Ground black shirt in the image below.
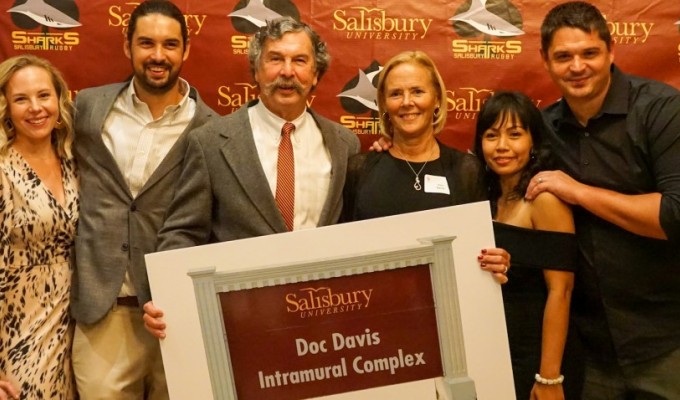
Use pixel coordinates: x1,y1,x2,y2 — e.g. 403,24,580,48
543,65,680,365
343,143,486,221
351,155,454,219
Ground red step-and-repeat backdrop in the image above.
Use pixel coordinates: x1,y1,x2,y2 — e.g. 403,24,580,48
2,0,679,151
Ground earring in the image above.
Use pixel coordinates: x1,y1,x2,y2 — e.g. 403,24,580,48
4,119,14,132
530,148,536,160
433,107,440,117
55,117,63,129
382,112,390,121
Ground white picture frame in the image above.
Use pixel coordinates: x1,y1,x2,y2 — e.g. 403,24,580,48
146,202,515,400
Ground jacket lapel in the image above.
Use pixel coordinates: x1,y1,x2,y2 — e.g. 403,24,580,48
137,89,214,196
314,110,346,227
78,83,133,199
219,104,288,232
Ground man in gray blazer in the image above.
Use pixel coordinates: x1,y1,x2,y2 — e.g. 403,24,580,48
143,17,359,337
155,17,359,249
69,1,215,399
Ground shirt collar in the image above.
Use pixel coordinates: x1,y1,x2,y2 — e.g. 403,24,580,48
251,99,308,140
126,77,191,118
549,64,629,129
598,64,629,117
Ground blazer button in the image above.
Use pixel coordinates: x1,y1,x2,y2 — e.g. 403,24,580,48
130,203,137,212
121,243,130,252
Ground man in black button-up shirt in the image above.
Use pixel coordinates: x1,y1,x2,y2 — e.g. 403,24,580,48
525,2,680,398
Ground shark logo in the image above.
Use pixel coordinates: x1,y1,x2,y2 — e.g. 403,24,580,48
337,61,383,135
8,0,80,51
450,0,523,38
338,61,382,114
8,0,80,30
229,0,299,33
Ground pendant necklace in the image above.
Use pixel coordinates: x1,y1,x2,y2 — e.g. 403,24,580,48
399,142,436,191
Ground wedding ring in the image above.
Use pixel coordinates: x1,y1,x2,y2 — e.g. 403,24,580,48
502,266,508,274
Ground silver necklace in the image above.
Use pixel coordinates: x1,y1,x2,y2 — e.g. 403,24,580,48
398,143,436,191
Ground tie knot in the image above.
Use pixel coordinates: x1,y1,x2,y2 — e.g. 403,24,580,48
282,122,295,137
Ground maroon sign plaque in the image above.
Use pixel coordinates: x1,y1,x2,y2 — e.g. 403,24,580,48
218,264,443,400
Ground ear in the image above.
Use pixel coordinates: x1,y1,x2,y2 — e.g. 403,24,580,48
539,48,549,71
312,70,319,90
124,40,132,60
253,66,262,88
183,40,191,62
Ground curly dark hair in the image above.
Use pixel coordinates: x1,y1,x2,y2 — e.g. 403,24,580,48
248,16,330,86
473,91,555,216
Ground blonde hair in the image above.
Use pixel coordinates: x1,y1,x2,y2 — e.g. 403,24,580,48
0,54,75,159
376,50,448,137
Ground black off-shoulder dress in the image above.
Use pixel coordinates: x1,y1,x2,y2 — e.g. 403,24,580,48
494,221,584,400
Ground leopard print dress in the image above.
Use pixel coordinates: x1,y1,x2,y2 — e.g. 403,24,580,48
0,147,78,399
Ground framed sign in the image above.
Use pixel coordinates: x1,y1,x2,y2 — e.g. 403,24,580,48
190,237,474,400
146,202,515,400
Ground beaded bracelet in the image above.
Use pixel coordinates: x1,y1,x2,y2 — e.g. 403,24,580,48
534,373,564,385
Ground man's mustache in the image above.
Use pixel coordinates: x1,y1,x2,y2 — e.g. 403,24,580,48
264,78,304,94
144,61,171,69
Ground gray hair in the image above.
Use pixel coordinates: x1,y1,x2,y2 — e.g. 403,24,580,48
248,17,330,83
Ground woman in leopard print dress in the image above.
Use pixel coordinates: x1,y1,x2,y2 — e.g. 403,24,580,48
0,55,77,399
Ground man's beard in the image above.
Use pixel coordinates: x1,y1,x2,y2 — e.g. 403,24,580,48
135,61,181,95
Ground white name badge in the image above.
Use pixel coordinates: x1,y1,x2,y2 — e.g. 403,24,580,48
424,174,450,194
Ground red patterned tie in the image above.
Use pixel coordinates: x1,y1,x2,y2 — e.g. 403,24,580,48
276,122,296,231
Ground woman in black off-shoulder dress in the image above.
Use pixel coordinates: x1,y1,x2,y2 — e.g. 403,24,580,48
474,91,584,400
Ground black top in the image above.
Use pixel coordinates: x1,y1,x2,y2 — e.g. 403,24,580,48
494,222,582,400
494,222,578,273
343,142,486,221
350,154,453,219
543,65,680,364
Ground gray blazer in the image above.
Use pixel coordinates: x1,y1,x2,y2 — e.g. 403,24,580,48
156,100,361,250
70,82,216,324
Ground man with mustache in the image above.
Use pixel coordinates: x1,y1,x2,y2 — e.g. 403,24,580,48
142,17,360,337
69,1,215,398
150,16,359,251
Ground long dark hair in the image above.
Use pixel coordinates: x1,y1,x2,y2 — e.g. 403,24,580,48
473,91,554,215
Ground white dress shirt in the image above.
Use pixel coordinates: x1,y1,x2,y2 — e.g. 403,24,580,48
249,100,332,231
102,78,196,297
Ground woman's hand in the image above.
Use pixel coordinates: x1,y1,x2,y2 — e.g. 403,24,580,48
478,247,511,284
0,380,19,400
530,382,565,400
143,301,167,339
369,136,392,152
